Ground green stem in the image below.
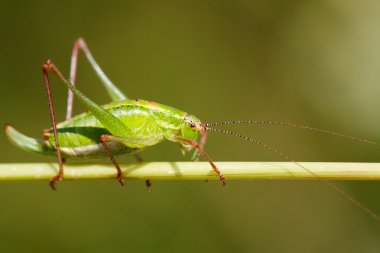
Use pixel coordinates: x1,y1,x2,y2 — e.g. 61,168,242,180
1,162,380,181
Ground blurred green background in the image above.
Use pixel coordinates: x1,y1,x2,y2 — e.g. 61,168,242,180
1,1,380,252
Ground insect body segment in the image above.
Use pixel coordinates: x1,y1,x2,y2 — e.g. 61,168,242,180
47,99,187,158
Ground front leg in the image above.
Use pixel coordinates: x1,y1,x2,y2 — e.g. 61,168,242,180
175,136,225,185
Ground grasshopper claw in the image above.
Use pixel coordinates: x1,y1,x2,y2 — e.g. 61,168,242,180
49,175,62,190
117,173,126,186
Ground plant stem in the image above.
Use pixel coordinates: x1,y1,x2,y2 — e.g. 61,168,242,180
1,162,380,181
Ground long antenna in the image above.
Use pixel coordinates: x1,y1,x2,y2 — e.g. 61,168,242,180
206,126,380,221
206,120,380,147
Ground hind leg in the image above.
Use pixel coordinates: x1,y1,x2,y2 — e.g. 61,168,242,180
66,38,128,120
42,63,64,189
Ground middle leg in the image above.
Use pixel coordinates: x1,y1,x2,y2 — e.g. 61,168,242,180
100,135,125,186
133,154,152,192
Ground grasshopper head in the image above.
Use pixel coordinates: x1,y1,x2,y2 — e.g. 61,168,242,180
179,114,207,156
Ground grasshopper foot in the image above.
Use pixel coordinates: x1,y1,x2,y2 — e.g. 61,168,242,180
145,180,152,192
117,173,125,186
49,175,62,190
220,175,226,186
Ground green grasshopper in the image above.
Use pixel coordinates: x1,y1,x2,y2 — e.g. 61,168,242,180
4,38,220,189
4,38,380,220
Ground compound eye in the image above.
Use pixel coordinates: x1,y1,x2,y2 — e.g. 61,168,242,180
190,123,195,128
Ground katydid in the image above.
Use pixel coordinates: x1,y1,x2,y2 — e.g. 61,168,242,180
4,38,218,189
4,38,380,221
